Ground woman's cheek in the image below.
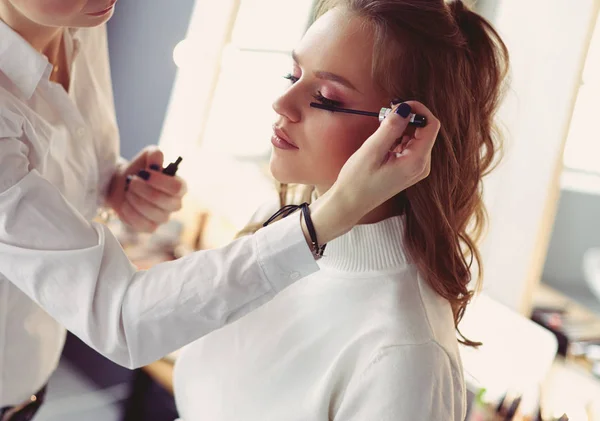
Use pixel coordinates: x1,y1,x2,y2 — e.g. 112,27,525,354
322,128,365,176
49,0,86,15
310,118,378,181
316,124,352,157
19,0,83,17
337,120,378,156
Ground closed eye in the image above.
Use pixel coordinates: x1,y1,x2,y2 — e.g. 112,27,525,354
312,91,343,108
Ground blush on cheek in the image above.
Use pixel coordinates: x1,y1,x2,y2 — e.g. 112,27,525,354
309,122,372,184
269,119,380,187
332,120,378,157
30,0,84,16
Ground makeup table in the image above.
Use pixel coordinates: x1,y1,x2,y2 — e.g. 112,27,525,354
533,284,600,420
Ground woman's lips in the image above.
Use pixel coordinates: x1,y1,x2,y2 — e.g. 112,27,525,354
271,126,298,150
86,1,116,16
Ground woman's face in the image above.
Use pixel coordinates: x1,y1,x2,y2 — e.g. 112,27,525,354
4,0,117,27
270,8,389,193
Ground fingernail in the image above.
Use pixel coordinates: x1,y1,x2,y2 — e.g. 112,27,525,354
125,175,132,191
395,103,412,118
391,98,403,105
138,170,151,181
150,164,161,171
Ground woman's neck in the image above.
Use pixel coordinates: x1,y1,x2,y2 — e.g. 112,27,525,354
0,3,63,60
315,185,401,225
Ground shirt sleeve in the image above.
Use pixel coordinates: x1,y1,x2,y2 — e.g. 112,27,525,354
333,341,465,421
0,111,319,369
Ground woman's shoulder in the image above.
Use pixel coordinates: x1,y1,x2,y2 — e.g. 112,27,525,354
337,270,462,371
369,340,461,376
333,339,466,421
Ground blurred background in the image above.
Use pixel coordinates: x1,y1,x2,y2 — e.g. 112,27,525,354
32,0,600,420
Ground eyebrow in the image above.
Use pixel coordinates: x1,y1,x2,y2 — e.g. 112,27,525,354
292,50,360,92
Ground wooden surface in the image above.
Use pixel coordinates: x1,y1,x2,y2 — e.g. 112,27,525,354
534,284,600,419
534,284,600,339
142,359,175,395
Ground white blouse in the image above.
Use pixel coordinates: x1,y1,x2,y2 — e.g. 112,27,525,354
0,22,318,406
174,216,466,421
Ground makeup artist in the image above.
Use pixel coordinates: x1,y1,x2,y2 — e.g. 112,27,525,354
0,0,440,419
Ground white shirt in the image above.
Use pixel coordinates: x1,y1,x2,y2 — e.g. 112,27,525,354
0,21,118,406
174,216,466,421
0,22,318,406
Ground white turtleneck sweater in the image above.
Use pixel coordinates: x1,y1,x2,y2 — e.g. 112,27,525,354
173,216,466,420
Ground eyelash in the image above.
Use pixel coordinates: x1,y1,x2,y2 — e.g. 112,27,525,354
283,73,299,84
283,73,343,108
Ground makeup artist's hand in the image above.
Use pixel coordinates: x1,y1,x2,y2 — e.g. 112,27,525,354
106,146,187,233
305,102,440,246
338,101,439,216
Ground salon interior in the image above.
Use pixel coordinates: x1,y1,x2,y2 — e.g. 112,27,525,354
26,0,600,420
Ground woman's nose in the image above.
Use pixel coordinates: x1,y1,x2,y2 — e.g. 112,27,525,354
272,87,302,123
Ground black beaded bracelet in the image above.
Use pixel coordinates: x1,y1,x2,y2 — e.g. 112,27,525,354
263,202,326,259
299,203,326,259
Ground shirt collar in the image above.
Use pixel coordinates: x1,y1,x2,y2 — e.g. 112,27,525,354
0,20,52,99
67,27,82,60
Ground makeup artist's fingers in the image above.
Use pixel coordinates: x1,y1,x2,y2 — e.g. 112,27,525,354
385,102,440,182
391,135,411,154
127,176,184,212
362,103,412,158
119,200,159,233
144,147,165,170
125,190,171,225
391,140,431,182
137,170,187,197
333,100,440,220
402,101,441,155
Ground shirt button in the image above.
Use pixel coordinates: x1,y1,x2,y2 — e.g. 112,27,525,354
77,127,86,137
289,271,300,280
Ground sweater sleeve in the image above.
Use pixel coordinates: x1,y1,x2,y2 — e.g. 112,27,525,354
334,341,465,421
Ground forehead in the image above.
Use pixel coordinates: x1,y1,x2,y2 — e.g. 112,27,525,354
295,8,378,94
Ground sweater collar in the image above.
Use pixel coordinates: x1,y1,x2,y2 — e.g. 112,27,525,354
318,216,409,273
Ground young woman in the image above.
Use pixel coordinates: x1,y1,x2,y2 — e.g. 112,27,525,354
172,0,509,420
0,0,436,417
